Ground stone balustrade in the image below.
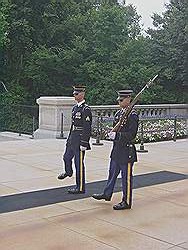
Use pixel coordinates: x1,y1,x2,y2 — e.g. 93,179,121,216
91,104,188,119
34,96,188,139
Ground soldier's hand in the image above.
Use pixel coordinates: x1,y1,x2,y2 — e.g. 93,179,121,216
108,131,116,140
80,146,87,151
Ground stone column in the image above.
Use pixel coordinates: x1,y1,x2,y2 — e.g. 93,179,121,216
34,96,75,139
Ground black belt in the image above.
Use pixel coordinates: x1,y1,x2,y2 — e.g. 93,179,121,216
72,125,83,131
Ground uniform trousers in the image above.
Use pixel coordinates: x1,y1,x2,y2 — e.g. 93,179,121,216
63,145,85,192
104,159,133,206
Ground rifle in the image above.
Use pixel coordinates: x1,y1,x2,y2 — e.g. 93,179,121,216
112,74,158,133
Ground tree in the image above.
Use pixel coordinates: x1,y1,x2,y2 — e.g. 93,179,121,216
147,0,188,103
71,3,143,104
22,1,143,104
0,1,8,80
4,0,183,106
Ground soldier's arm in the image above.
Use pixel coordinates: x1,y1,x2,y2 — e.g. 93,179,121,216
80,106,92,147
66,107,74,141
115,113,139,142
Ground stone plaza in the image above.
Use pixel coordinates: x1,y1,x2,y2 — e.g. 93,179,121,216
0,132,187,250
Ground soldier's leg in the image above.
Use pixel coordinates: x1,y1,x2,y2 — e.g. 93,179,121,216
121,162,133,207
103,159,120,198
74,149,85,192
63,146,74,176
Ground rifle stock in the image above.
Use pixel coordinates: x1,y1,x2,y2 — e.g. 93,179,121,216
112,74,158,133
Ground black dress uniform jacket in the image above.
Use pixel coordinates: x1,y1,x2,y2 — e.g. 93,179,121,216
67,102,92,150
110,109,139,164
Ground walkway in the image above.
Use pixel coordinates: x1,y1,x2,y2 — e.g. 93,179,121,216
0,132,187,250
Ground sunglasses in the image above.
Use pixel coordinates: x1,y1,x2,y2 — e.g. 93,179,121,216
73,92,79,96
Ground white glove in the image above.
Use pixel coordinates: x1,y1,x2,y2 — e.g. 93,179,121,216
80,146,87,151
108,131,116,140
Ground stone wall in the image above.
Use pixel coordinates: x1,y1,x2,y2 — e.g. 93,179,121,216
34,97,188,139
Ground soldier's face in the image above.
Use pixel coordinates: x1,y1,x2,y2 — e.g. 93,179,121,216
73,92,85,102
118,97,131,108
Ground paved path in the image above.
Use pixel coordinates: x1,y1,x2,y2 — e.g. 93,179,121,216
0,132,187,250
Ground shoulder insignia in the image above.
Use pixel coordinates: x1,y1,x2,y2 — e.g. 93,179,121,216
83,105,90,110
115,110,121,116
131,109,138,115
85,116,91,121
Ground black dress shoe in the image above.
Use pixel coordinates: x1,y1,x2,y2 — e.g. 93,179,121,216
113,201,131,210
92,193,111,201
68,188,85,194
57,173,72,180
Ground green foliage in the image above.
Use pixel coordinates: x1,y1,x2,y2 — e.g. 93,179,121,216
0,0,187,106
0,1,8,47
20,1,143,104
147,0,188,103
0,1,9,80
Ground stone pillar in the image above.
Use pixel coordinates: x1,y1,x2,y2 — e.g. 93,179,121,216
34,96,75,139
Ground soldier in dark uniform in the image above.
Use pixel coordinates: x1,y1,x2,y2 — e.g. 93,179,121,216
58,85,92,194
92,90,139,210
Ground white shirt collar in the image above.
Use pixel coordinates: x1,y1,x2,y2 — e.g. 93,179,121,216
77,100,85,107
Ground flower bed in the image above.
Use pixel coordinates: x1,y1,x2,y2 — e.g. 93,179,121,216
136,119,187,143
92,116,187,143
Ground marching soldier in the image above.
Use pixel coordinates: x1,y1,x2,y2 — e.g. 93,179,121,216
92,90,139,210
58,85,92,194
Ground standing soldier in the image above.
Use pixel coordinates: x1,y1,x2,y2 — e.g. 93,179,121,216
58,85,92,194
92,90,139,210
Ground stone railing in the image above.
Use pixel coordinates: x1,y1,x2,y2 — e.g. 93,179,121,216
33,97,188,139
91,104,188,144
91,104,188,119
